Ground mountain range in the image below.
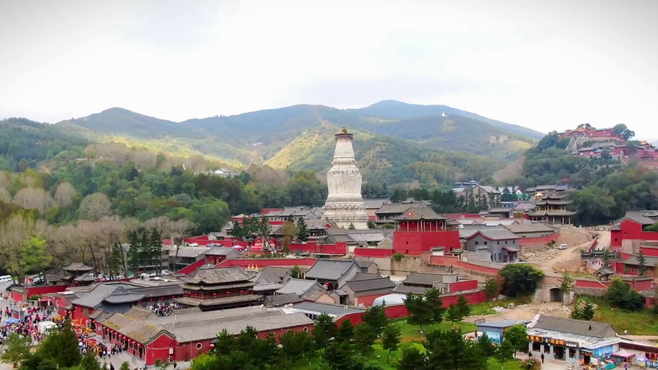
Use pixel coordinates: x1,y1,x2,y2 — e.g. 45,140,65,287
45,101,544,186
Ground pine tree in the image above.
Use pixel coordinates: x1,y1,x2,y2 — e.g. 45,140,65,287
348,223,355,230
581,301,596,320
108,242,125,278
296,217,309,242
638,251,647,275
478,333,495,357
456,295,471,317
380,324,401,362
361,305,388,337
446,304,464,324
80,351,101,370
336,319,354,343
353,323,377,355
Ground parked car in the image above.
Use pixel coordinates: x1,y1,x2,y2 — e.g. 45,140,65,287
557,244,568,250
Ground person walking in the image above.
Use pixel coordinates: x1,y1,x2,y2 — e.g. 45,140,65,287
540,353,545,364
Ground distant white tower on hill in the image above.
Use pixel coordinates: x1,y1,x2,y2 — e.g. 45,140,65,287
323,128,369,230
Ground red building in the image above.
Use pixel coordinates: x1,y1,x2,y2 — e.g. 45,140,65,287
93,306,314,365
392,207,461,255
176,267,262,311
610,211,658,251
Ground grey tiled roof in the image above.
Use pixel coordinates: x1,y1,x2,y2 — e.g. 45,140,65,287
532,315,616,338
504,224,556,233
96,312,172,344
72,284,129,308
468,229,519,241
63,263,93,272
124,306,156,320
103,293,145,304
129,284,184,298
344,277,395,294
182,266,254,285
402,273,451,286
617,210,658,226
376,203,416,214
276,279,321,295
265,293,303,307
392,285,428,295
290,302,365,317
353,260,376,269
363,198,390,209
168,246,209,258
152,307,313,343
253,283,285,292
392,207,446,220
261,266,291,283
205,246,240,256
305,260,358,280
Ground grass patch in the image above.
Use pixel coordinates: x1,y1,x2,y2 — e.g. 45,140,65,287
588,297,658,335
469,296,534,316
390,319,477,342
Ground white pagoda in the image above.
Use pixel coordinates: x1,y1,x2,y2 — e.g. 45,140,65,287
322,128,369,230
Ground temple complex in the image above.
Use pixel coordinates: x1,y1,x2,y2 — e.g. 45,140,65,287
323,128,369,230
175,267,261,311
527,191,576,225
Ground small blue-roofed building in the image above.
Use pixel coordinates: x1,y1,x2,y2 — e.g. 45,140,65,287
476,319,531,344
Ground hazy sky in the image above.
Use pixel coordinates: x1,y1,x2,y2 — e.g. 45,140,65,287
1,0,657,139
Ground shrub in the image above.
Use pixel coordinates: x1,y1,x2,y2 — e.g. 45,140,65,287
393,253,403,262
604,279,645,312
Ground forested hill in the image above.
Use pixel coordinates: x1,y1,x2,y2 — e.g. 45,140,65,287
48,102,541,186
350,100,545,139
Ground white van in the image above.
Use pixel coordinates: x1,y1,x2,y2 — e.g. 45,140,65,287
0,275,13,283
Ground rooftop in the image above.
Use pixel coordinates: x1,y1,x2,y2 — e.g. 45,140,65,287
182,266,255,285
205,246,240,256
276,279,323,295
286,301,365,317
168,246,209,258
402,272,455,286
504,223,556,234
305,259,358,281
343,276,396,295
476,320,530,329
531,315,616,338
467,229,519,241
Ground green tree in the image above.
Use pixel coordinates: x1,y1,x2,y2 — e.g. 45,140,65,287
571,299,596,321
296,217,309,242
79,351,101,370
108,242,125,277
323,342,353,370
353,323,377,355
484,278,501,300
638,251,647,276
37,321,82,368
290,265,302,279
605,278,645,311
456,295,471,317
348,223,355,230
495,338,515,370
257,216,272,250
446,304,464,324
313,313,337,348
396,345,426,370
120,362,130,370
560,272,574,296
381,324,401,362
1,334,31,367
337,319,355,343
478,333,495,357
602,249,612,268
361,305,388,337
504,324,530,354
499,264,544,297
279,330,305,362
367,220,377,229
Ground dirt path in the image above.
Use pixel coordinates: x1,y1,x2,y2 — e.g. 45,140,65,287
525,227,611,277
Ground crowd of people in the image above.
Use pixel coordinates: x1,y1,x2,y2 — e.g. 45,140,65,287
0,300,55,345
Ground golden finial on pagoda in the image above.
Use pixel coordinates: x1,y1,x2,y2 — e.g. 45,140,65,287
341,127,348,134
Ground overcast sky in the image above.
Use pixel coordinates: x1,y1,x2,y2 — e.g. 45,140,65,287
1,0,657,139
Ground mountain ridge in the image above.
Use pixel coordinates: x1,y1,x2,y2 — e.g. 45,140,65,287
47,101,543,186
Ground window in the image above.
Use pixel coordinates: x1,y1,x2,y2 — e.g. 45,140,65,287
569,348,576,358
475,241,479,245
484,241,488,245
498,253,501,260
505,241,508,244
303,327,309,332
196,343,203,350
532,342,542,351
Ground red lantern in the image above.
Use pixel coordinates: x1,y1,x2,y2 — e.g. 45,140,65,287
212,293,217,296
226,291,230,295
161,297,164,300
240,290,244,294
171,296,175,299
149,298,153,301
